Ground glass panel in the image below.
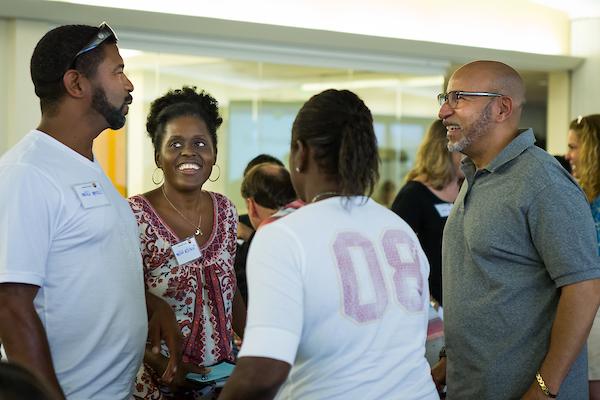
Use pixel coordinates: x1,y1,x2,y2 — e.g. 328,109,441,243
115,49,443,212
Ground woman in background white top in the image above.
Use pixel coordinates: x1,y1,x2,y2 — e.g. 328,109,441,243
220,89,439,400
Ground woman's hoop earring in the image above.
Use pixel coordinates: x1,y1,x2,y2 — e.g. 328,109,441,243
208,164,221,182
152,167,164,185
295,167,300,172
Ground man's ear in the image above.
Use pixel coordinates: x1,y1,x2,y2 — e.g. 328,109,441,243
496,96,514,122
62,70,88,99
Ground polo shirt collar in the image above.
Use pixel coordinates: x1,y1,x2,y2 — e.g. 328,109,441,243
462,128,536,176
486,128,535,172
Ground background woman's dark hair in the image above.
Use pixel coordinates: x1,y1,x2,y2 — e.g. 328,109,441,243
146,86,223,160
292,89,379,197
30,24,117,115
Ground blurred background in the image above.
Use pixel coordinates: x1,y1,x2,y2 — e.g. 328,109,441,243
1,0,598,211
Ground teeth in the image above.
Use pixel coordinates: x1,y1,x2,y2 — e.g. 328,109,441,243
447,125,461,131
178,163,200,170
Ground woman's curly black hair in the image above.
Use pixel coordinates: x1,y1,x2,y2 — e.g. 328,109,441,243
146,86,223,158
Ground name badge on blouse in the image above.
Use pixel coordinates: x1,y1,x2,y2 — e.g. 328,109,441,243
172,237,202,266
434,203,452,217
73,182,110,209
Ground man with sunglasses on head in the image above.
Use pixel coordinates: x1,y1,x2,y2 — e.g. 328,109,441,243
0,24,180,399
433,60,600,399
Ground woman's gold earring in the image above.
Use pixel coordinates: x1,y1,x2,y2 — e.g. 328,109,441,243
152,167,164,185
208,164,221,182
295,167,300,172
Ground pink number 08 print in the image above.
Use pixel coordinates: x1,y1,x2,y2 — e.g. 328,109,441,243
332,230,424,323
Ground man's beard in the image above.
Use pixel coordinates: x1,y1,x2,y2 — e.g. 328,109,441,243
447,101,493,153
91,86,130,130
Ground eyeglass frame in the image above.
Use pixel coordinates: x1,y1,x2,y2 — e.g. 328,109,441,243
69,21,118,68
437,91,504,107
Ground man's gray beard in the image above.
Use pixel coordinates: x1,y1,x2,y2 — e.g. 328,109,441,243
447,101,493,153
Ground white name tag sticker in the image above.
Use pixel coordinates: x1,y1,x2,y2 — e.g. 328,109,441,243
434,203,453,217
172,237,202,266
73,182,110,209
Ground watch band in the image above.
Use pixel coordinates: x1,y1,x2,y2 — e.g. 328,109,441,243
535,372,558,398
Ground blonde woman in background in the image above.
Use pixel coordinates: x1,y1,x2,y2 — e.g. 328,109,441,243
391,119,464,307
565,114,600,400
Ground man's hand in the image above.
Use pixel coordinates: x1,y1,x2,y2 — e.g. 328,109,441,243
168,361,211,393
144,348,210,393
146,292,182,384
521,382,552,400
431,356,446,394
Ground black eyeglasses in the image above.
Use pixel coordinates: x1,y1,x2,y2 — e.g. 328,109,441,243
70,21,117,67
437,91,503,108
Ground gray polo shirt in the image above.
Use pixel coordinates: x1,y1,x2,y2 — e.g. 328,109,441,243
442,129,600,400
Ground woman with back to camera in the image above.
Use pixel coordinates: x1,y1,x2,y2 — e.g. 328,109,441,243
391,119,463,308
129,86,245,399
565,114,600,400
220,89,439,399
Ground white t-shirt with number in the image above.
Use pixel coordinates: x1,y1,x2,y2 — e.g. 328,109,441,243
0,131,147,399
239,196,439,399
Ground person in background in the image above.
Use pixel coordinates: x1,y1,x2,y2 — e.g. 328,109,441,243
237,154,285,242
0,23,180,400
220,89,439,400
565,114,600,400
554,155,571,174
235,162,297,303
437,60,600,399
373,179,397,208
129,86,246,399
391,119,463,307
241,163,297,231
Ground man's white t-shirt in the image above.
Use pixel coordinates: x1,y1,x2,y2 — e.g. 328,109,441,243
0,131,147,399
240,197,439,399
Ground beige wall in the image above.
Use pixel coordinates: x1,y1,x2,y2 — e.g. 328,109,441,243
546,72,570,155
0,19,7,153
0,18,49,153
571,18,600,118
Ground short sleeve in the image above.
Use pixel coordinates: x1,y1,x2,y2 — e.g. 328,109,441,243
237,222,304,365
528,181,600,287
0,165,60,286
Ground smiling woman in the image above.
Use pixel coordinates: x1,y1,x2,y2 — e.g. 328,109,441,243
127,86,246,399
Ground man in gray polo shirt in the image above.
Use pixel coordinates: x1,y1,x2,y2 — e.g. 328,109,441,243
436,60,600,399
